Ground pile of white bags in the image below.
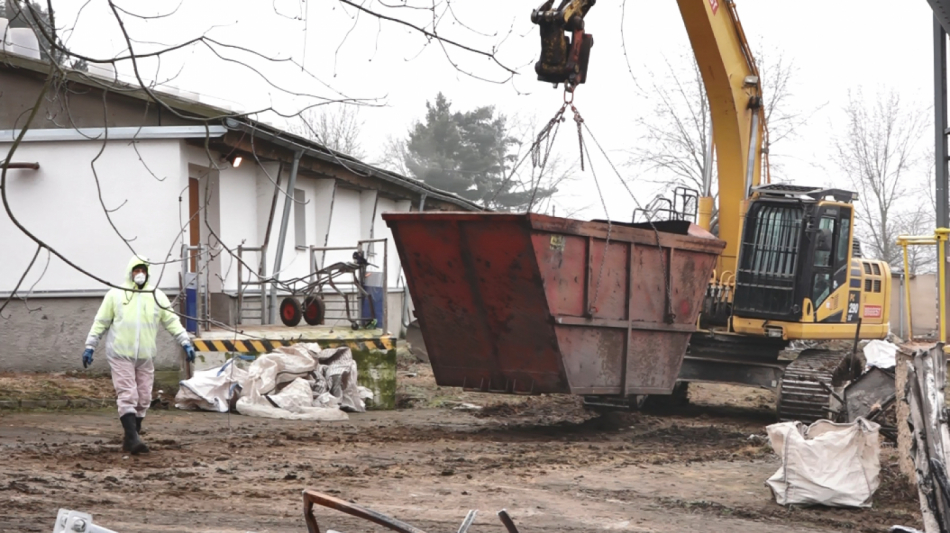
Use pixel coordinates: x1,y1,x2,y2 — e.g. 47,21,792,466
175,343,373,421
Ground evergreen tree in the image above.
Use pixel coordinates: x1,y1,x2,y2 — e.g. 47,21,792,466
404,93,556,211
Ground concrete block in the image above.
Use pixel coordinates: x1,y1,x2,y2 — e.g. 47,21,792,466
20,400,46,409
69,399,88,409
353,347,397,410
85,398,110,408
0,400,19,409
46,400,69,409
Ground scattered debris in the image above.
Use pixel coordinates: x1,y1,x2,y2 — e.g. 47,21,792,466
865,340,898,370
302,490,521,533
902,343,950,532
53,509,118,533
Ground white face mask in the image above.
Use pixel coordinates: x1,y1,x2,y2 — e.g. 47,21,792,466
133,273,147,286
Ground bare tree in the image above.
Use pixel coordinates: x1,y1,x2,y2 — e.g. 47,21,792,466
377,134,412,177
625,49,815,228
895,207,937,275
832,88,929,268
289,105,367,160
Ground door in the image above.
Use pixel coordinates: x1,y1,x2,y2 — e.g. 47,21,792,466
809,205,852,322
810,210,837,310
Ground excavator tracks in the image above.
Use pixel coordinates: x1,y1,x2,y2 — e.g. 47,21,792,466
776,349,846,423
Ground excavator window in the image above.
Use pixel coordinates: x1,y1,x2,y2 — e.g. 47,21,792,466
813,217,836,268
733,202,804,319
836,217,851,264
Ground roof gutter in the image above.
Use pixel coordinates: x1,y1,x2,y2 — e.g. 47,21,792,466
223,118,484,212
0,125,228,143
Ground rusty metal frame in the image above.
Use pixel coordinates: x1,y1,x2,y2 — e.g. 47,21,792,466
303,490,521,533
303,490,427,533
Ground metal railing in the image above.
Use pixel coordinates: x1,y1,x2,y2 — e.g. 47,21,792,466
236,244,268,325
232,239,390,329
897,228,949,343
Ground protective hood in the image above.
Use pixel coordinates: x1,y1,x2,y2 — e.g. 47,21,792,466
124,255,150,288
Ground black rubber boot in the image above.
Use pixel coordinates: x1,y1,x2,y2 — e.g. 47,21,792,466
135,417,146,435
120,413,149,455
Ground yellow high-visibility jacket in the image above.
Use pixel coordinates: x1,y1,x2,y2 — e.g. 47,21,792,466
85,256,190,359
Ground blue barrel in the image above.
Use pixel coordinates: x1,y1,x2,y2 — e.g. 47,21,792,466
184,272,198,333
361,272,384,327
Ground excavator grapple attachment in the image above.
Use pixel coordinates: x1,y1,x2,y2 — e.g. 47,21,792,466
532,0,595,88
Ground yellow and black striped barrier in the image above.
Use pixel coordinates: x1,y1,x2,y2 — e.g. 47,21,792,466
192,336,394,355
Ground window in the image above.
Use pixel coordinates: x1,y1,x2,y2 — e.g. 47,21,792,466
814,217,836,267
836,217,851,264
813,273,831,306
294,188,306,249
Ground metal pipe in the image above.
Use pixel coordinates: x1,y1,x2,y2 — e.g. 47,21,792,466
320,181,338,271
261,162,284,324
935,18,949,230
744,112,760,198
902,241,915,340
899,271,905,339
702,121,714,196
259,244,267,325
269,151,302,324
936,19,950,344
1,162,39,169
383,238,389,332
237,245,244,325
697,121,715,231
938,228,949,344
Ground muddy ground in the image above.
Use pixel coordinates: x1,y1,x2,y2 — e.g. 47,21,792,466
0,359,921,533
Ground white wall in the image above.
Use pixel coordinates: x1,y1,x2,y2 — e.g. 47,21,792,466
371,197,411,289
0,139,186,294
324,187,362,268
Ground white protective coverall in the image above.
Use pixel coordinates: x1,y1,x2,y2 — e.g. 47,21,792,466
85,256,191,418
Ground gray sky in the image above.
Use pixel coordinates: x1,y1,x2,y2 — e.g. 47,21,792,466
52,0,939,219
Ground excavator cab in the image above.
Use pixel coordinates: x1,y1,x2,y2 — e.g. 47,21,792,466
726,185,890,340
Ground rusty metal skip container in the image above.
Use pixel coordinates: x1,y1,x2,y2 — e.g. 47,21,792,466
383,212,725,398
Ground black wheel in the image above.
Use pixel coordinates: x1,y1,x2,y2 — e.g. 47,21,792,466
302,295,326,326
279,297,302,327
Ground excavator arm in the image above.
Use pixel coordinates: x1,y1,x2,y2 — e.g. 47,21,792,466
677,0,765,277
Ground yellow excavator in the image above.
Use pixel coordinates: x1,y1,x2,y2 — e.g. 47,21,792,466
532,0,892,420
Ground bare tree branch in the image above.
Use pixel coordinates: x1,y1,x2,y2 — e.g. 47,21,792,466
832,88,930,268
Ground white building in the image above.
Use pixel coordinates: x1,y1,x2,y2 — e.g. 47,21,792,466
0,49,480,372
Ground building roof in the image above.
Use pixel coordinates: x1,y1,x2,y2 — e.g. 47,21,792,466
0,50,484,211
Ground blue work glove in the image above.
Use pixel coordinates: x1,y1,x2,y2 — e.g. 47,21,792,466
184,344,196,364
82,348,94,368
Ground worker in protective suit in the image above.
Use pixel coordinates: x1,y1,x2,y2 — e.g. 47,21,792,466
82,256,196,455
